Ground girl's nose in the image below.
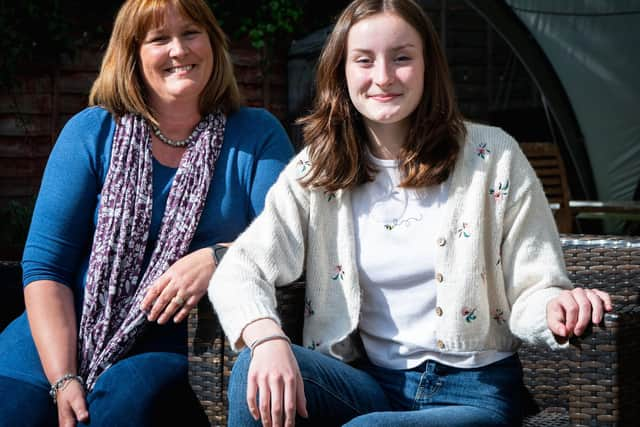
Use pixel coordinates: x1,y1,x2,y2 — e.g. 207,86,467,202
373,61,394,87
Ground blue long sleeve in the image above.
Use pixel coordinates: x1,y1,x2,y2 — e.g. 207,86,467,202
22,107,113,288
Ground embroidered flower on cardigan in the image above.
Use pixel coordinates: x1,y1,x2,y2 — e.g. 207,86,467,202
308,340,321,350
457,222,471,238
489,180,509,201
324,191,336,202
461,307,477,323
493,308,506,325
475,143,491,159
296,159,311,176
304,298,315,317
332,265,345,281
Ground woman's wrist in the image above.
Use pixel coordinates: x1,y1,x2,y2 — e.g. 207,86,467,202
49,373,84,404
211,243,229,266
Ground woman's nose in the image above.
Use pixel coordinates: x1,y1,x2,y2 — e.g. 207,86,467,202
169,37,189,58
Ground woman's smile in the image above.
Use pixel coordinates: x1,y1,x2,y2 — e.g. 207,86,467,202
139,3,213,110
164,64,196,74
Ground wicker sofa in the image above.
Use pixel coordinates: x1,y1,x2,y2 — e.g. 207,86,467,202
188,235,640,427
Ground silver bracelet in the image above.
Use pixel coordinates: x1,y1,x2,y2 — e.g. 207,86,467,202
49,373,84,404
249,334,292,359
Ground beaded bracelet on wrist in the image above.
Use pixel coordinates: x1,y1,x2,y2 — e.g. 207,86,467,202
49,373,84,404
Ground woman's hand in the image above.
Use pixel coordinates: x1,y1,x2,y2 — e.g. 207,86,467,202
55,380,89,427
141,245,228,324
243,319,308,427
547,288,613,340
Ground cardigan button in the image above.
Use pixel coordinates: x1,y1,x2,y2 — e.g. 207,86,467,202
435,273,444,283
435,306,443,316
437,237,446,246
437,340,445,350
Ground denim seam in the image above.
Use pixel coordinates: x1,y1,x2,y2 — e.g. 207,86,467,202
412,371,427,410
413,375,444,409
301,376,369,415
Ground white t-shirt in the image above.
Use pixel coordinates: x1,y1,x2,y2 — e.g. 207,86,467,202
352,153,513,369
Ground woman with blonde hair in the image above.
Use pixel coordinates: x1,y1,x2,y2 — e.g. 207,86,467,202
210,0,611,426
0,0,293,425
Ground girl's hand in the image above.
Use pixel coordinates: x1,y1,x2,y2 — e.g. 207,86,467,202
242,319,308,427
547,288,613,340
141,245,228,324
248,340,308,427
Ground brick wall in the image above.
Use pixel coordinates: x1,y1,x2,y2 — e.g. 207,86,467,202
0,40,288,208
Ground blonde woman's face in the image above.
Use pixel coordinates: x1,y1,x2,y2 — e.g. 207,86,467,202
138,4,213,110
345,13,424,131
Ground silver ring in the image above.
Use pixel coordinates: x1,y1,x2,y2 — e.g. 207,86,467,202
172,295,186,306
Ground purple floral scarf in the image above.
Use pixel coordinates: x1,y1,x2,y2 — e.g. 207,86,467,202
77,112,225,390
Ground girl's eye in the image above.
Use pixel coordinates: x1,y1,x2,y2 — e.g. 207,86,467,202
395,55,411,62
355,57,372,64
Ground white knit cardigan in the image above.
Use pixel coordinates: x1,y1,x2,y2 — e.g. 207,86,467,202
209,122,572,361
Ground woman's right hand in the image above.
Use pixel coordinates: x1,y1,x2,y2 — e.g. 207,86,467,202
55,380,89,427
243,320,308,427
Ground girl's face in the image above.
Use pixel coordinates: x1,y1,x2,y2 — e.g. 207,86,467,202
345,12,425,132
138,4,213,110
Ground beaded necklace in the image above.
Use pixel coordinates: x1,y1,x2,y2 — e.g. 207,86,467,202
151,118,208,147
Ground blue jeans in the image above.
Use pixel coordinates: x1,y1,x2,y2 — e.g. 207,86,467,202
229,345,523,426
0,352,209,427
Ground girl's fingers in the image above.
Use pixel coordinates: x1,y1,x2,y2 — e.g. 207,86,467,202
571,288,592,336
258,378,272,426
247,374,260,420
270,378,285,427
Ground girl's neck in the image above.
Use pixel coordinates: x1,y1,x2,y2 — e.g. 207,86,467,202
365,120,409,160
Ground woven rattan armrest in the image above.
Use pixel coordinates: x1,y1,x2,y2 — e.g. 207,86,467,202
520,305,640,427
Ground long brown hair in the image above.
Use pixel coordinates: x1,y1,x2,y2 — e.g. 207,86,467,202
89,0,241,124
298,0,465,191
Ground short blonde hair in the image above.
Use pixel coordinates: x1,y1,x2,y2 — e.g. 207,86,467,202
89,0,241,123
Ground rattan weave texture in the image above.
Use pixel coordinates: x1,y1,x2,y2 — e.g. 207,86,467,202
189,235,640,426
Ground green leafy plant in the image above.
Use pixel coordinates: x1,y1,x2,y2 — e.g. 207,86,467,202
209,0,303,50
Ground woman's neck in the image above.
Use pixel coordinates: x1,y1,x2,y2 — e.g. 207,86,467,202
364,120,409,160
149,101,202,168
151,99,202,140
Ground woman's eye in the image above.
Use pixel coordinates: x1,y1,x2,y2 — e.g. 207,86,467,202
395,55,411,62
184,30,201,37
147,35,168,43
355,57,372,64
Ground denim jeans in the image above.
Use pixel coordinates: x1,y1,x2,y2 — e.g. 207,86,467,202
0,352,209,427
228,344,524,426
